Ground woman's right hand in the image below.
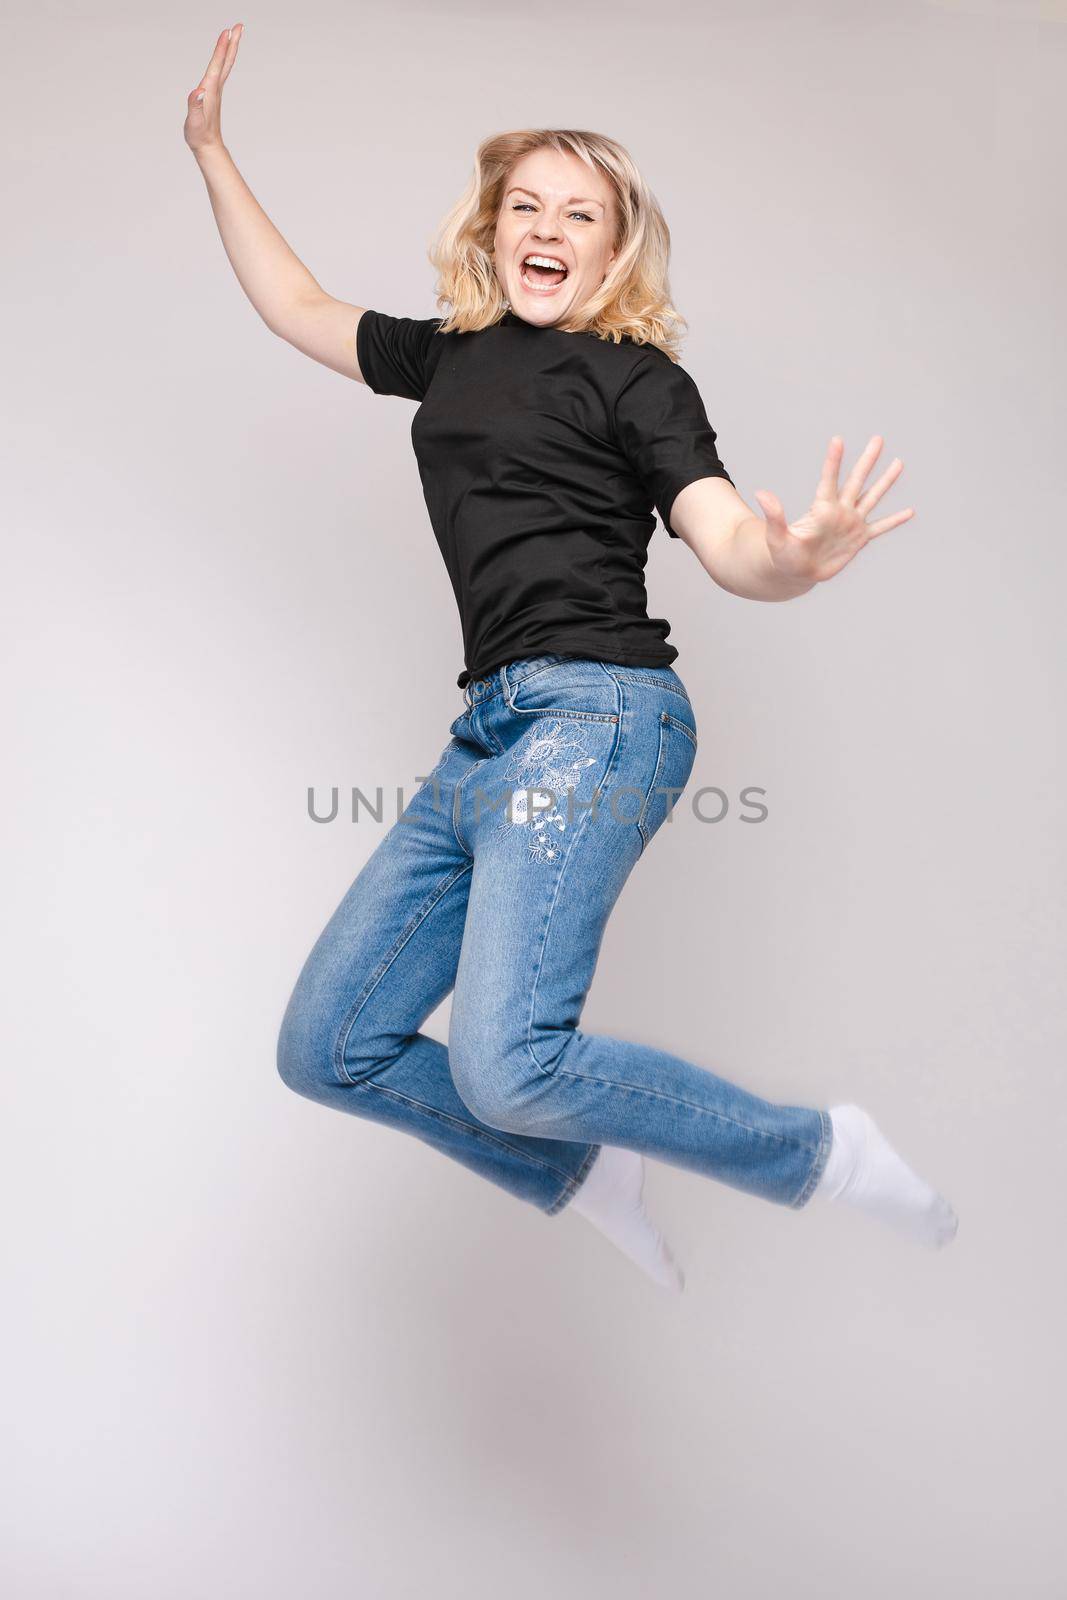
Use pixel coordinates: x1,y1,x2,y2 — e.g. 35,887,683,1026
185,24,367,381
184,24,243,156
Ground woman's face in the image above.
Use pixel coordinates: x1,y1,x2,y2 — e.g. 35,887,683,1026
492,147,618,327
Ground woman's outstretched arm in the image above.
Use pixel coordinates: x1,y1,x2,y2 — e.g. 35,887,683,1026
670,437,916,601
185,24,369,383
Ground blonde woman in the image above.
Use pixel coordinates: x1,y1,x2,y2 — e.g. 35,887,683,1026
186,25,958,1291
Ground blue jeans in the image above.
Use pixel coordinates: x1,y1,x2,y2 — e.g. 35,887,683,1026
277,656,833,1216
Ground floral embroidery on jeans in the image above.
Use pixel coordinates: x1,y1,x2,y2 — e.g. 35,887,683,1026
499,719,597,863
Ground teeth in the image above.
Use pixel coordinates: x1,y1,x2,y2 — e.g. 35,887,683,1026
523,255,568,272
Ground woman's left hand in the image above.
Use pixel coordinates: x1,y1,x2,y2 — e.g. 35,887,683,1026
752,435,915,586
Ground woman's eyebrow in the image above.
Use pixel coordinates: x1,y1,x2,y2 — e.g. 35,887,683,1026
506,186,605,208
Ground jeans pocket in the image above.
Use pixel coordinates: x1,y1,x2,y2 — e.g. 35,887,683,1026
502,660,620,724
637,711,698,853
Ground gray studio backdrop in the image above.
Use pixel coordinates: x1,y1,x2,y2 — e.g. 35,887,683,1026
4,0,1064,1595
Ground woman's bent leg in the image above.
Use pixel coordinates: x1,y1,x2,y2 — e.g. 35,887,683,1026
276,729,600,1214
447,664,833,1210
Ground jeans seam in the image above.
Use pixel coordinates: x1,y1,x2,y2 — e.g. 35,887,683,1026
334,859,473,1084
601,669,692,704
523,682,625,1077
452,759,491,856
501,661,620,723
788,1106,835,1209
637,709,669,853
353,1077,589,1188
662,710,698,749
545,1140,602,1215
530,1055,823,1152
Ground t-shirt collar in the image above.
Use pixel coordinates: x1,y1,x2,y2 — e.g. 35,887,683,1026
499,308,614,341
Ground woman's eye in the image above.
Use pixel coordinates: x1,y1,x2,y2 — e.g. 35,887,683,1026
510,203,593,222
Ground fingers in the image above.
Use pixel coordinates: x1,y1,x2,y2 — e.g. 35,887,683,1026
199,24,239,95
815,435,844,503
753,488,785,521
822,434,911,524
190,24,241,112
220,21,243,85
201,27,231,84
865,507,916,541
840,434,883,505
753,488,790,547
856,455,904,518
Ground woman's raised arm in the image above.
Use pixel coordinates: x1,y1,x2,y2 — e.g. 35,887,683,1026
185,24,370,383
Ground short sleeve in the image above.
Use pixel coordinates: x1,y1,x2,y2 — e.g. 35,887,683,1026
355,308,442,401
613,351,734,537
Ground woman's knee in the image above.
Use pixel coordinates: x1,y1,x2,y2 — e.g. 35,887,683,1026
276,965,369,1098
278,944,420,1100
275,973,335,1097
447,1015,569,1133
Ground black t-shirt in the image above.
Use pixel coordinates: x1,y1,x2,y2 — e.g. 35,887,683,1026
356,306,733,688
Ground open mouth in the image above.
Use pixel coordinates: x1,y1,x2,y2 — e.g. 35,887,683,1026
519,254,570,294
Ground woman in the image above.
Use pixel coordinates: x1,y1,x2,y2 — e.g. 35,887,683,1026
186,25,958,1292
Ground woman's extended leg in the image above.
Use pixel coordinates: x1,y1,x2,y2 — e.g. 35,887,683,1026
447,658,958,1245
446,663,833,1208
276,725,600,1215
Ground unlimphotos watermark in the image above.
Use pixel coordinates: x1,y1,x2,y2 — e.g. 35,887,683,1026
304,777,769,826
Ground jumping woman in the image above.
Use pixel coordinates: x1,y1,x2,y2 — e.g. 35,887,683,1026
186,24,958,1292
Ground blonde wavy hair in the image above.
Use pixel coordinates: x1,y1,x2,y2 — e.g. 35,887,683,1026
427,129,686,360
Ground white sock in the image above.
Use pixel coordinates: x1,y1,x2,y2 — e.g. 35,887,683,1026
568,1145,685,1293
812,1103,958,1249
